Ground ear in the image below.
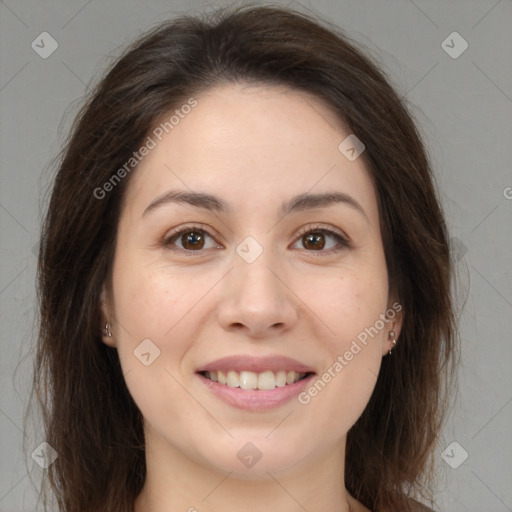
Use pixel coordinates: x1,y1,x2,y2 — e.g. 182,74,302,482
99,285,116,348
382,299,403,356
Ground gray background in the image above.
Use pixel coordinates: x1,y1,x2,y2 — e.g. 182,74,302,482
0,0,511,511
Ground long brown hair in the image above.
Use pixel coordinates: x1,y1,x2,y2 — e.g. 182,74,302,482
29,4,459,511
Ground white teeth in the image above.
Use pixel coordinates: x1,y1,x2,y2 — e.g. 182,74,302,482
204,370,307,389
276,370,287,387
257,371,276,390
226,370,239,388
239,371,258,390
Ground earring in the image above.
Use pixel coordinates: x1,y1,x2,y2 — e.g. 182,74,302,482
105,322,112,337
388,330,396,355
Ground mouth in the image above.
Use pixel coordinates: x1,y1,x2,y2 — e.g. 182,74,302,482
199,369,312,390
195,355,316,411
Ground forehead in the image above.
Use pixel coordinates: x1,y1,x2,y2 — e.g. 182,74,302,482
122,82,378,223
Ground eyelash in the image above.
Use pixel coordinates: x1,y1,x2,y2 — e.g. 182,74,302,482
162,223,350,258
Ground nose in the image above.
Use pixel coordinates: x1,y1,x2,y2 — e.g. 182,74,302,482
216,252,299,338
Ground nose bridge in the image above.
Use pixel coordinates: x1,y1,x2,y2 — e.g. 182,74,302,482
233,238,284,305
216,236,298,335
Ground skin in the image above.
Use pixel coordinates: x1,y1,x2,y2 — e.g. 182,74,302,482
100,82,402,512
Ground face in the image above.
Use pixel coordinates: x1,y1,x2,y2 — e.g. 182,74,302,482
101,82,401,477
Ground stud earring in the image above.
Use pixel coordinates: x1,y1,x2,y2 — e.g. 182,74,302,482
388,330,396,355
105,323,112,337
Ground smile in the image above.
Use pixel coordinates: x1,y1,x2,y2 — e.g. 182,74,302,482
201,370,310,390
196,354,316,411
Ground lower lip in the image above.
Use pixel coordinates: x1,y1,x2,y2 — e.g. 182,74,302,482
197,373,316,411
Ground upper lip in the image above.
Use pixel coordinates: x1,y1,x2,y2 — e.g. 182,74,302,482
197,355,316,374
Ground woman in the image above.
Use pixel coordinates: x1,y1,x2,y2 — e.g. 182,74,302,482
31,4,459,512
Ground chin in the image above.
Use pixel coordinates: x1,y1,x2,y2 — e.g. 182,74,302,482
191,434,316,478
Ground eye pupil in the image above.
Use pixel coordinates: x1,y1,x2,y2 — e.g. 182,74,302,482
182,231,204,250
303,232,325,250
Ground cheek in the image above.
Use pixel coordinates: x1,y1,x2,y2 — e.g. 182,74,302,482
307,269,389,342
109,256,182,386
295,268,388,417
110,256,223,386
110,260,203,435
112,254,195,338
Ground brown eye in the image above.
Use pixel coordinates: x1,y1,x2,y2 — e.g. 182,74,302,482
291,225,350,256
302,232,326,250
180,230,205,250
163,224,348,257
163,225,220,254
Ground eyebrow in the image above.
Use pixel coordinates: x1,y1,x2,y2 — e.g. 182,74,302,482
142,189,367,220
